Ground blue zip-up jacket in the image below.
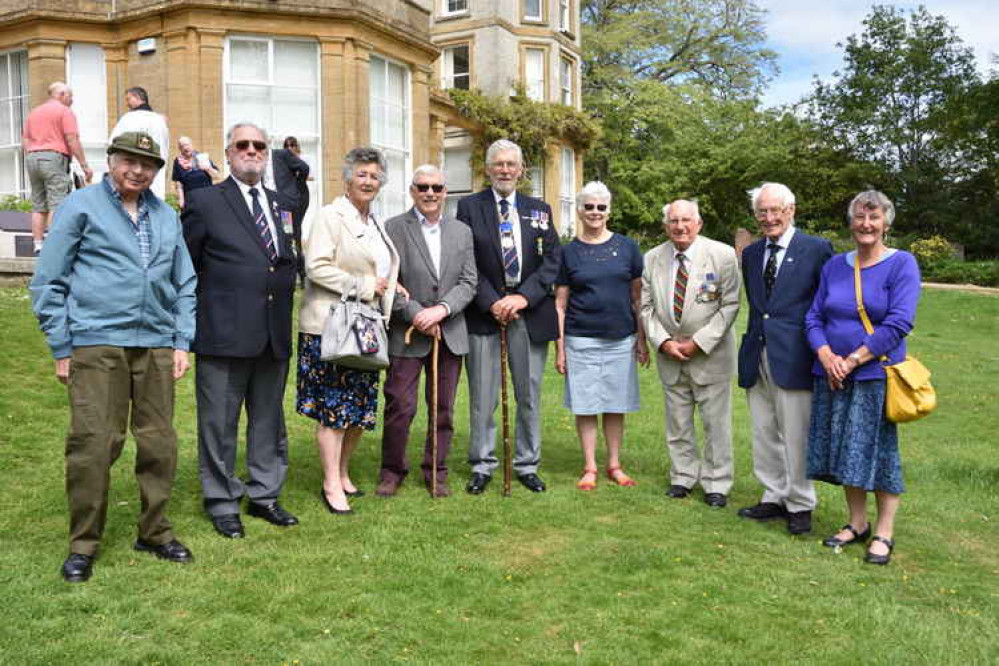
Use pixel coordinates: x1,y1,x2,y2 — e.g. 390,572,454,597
30,178,197,359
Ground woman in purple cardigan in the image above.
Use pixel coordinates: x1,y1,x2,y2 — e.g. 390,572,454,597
804,190,921,566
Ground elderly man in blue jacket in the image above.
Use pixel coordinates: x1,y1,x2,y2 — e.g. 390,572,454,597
31,131,197,583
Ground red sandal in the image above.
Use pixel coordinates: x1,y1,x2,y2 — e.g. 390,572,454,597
606,466,636,486
576,468,598,491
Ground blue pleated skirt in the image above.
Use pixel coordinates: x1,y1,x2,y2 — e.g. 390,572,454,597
807,377,905,494
563,334,640,415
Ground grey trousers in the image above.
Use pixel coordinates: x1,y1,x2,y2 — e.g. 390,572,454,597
662,366,734,495
195,352,290,517
746,348,816,512
466,318,548,476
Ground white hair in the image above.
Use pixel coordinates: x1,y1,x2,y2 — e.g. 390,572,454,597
485,139,524,168
662,199,701,221
411,164,446,186
576,181,612,210
748,182,795,211
848,190,895,227
225,122,269,146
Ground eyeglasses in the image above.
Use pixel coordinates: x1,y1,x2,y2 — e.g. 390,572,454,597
583,203,608,212
754,206,787,218
414,183,445,193
232,140,268,152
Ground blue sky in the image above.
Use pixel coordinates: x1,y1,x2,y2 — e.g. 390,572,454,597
758,0,998,107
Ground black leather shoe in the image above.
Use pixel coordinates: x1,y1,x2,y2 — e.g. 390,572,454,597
211,513,245,539
61,553,93,583
248,501,299,527
345,489,366,498
823,523,871,548
864,536,895,566
319,489,354,515
787,510,813,535
704,493,727,508
737,502,786,520
134,539,194,563
666,484,691,499
466,473,491,495
517,473,547,492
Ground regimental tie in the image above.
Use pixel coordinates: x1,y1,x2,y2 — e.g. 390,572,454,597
499,198,519,286
249,187,277,262
673,252,688,324
764,242,781,298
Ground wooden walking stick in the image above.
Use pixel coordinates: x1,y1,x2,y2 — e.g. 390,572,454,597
499,323,512,497
406,325,440,498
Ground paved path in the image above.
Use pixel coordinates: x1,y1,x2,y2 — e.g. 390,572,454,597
922,282,999,295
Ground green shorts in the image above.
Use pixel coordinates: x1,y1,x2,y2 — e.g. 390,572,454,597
26,151,71,213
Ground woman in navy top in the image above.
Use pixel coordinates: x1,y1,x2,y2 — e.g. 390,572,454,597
171,136,219,208
804,190,921,566
555,181,649,490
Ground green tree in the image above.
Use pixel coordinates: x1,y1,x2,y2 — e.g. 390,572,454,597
583,0,777,97
809,5,980,240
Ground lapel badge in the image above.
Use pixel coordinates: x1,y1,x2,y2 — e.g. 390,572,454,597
536,236,544,256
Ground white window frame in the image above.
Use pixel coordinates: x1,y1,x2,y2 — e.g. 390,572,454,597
529,163,544,199
559,0,572,33
559,147,576,239
524,48,546,102
442,44,470,91
441,0,468,17
559,56,573,106
524,0,543,22
369,53,412,220
223,35,323,216
66,43,109,185
0,49,29,199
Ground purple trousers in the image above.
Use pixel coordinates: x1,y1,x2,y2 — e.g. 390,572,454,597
380,346,462,484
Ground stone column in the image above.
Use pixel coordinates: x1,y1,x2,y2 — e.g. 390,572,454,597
102,43,127,133
26,39,68,107
411,65,432,165
320,37,346,199
197,29,226,174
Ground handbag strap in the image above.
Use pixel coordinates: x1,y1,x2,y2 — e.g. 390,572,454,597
853,255,889,363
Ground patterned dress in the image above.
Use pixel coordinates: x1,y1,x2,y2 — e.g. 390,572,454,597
296,333,379,430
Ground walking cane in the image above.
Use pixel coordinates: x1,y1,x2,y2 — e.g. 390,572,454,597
406,326,440,498
499,323,512,497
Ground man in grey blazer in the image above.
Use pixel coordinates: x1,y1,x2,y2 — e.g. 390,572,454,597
378,165,478,497
641,200,741,507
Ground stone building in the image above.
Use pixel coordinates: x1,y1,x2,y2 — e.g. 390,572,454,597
0,0,584,241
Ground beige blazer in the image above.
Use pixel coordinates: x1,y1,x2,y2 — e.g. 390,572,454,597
298,195,401,335
641,235,740,386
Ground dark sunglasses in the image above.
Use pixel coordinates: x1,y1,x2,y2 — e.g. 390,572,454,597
232,140,268,151
583,203,608,211
414,183,445,193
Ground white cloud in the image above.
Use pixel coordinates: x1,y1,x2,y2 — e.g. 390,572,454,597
759,0,999,107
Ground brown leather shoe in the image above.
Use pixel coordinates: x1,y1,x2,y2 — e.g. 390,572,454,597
426,480,451,498
376,477,401,497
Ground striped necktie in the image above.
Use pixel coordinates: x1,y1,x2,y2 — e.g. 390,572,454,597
249,187,277,262
673,252,688,323
499,198,519,286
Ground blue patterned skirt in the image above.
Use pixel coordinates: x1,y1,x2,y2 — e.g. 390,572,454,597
807,377,904,494
296,333,379,430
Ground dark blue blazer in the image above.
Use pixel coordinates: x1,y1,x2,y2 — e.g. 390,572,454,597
738,230,833,390
456,188,561,342
182,177,297,359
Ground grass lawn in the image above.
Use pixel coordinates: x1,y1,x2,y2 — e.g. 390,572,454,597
1,284,996,664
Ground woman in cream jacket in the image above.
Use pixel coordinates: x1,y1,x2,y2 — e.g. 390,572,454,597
297,147,401,515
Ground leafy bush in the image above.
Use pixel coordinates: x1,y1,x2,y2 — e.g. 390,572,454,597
910,235,954,267
0,195,31,212
920,260,999,287
164,193,182,213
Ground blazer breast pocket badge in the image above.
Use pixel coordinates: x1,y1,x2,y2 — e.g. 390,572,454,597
280,210,294,234
695,273,721,303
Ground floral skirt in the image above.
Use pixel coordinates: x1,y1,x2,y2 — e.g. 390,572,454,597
806,377,904,494
296,333,379,430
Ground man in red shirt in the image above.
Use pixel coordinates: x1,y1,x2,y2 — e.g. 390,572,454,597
21,81,92,253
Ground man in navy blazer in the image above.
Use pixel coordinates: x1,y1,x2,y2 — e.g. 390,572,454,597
737,182,833,535
457,139,561,494
183,123,299,539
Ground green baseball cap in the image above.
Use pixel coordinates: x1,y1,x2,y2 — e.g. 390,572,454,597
107,131,165,168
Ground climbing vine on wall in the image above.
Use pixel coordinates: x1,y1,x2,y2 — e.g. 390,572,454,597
448,87,599,185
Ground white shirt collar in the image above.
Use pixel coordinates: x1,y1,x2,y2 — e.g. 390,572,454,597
492,189,517,208
232,176,264,197
769,225,796,250
673,236,700,261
